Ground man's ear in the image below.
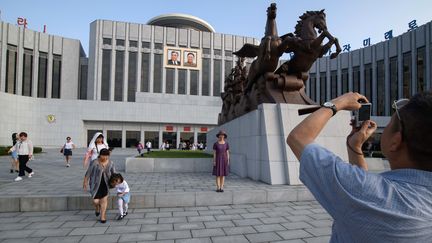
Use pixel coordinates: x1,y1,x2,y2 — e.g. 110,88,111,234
389,132,403,152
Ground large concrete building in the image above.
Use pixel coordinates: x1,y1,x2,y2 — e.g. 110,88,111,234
0,15,259,148
0,14,431,149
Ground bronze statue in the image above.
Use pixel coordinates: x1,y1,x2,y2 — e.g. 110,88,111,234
233,3,291,94
218,4,341,125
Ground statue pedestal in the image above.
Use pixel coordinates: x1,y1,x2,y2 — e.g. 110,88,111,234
207,103,351,185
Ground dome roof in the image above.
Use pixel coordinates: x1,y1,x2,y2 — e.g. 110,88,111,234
147,13,215,32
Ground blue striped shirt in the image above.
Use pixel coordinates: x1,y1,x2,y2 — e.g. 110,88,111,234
300,143,432,243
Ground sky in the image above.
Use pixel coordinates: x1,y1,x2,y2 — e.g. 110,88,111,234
1,0,431,55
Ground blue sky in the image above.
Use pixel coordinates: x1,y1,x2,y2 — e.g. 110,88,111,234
2,0,431,54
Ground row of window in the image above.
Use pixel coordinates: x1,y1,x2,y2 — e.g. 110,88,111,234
4,45,62,98
308,47,428,116
87,129,207,148
102,38,234,57
100,50,235,100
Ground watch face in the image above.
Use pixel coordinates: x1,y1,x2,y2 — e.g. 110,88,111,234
323,102,333,107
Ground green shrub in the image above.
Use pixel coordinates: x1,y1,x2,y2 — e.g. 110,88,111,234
0,146,43,156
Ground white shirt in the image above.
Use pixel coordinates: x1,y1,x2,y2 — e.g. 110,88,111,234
115,180,130,193
90,143,108,161
146,142,152,148
64,141,74,149
14,140,33,155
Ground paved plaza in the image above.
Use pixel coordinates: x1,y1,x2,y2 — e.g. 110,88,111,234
0,148,333,242
0,201,332,243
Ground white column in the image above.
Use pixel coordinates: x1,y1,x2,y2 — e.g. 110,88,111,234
46,36,53,98
121,128,126,148
136,24,142,93
158,130,163,149
176,129,181,149
32,35,39,98
193,130,198,144
109,24,116,101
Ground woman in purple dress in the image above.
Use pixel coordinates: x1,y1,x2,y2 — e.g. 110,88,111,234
213,130,230,192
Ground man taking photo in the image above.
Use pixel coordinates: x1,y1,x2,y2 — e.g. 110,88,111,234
287,91,432,242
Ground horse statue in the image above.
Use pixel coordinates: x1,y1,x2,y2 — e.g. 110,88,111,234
275,9,341,83
233,3,291,94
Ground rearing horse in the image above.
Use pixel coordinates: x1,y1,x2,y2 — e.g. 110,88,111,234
234,3,291,93
275,9,342,81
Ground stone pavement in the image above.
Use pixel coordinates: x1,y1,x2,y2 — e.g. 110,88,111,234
0,148,315,212
0,201,332,243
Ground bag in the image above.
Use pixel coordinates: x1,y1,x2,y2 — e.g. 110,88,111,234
60,143,65,154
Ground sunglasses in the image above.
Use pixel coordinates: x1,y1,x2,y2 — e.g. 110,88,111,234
392,98,409,140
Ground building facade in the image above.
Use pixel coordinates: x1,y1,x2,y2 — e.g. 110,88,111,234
307,21,432,118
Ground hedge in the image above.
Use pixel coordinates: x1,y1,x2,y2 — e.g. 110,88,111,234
0,146,42,156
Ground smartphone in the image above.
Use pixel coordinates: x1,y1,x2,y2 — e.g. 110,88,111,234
353,103,371,127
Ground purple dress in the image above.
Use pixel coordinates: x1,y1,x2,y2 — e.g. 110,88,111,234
213,142,230,176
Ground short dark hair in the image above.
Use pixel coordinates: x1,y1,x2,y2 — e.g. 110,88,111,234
19,132,27,137
187,52,195,57
399,91,432,171
109,173,124,188
66,137,71,140
99,148,110,156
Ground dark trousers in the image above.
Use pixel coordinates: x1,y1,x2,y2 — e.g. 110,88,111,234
18,155,32,177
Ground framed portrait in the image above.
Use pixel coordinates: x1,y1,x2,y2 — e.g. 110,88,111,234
183,51,197,67
166,49,181,66
164,47,201,70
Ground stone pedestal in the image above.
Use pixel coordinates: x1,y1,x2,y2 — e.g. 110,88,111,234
207,103,351,185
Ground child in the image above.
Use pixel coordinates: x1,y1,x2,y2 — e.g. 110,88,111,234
136,142,144,157
109,173,130,220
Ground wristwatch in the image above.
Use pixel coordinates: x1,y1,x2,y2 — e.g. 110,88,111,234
322,101,337,116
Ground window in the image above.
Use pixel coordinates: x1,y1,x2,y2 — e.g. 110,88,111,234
52,55,62,98
178,69,186,94
166,68,175,94
154,43,163,50
376,60,385,116
224,60,232,82
5,45,17,94
214,49,222,56
417,47,426,93
389,56,398,114
213,59,222,96
126,131,140,147
319,72,326,104
153,54,163,93
141,53,150,92
22,49,33,96
341,68,349,93
38,52,48,98
116,39,125,46
128,52,137,102
402,52,411,98
352,66,360,92
79,63,88,100
103,38,112,45
142,41,151,49
330,71,337,99
203,48,211,55
107,130,122,148
190,70,198,95
225,50,233,57
114,51,124,101
309,73,316,102
202,58,210,96
364,64,372,102
144,131,159,149
101,50,111,100
129,40,138,48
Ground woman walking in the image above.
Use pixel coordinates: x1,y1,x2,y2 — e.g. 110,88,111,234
8,133,19,173
11,132,34,182
61,137,76,167
83,148,116,223
84,132,109,168
212,130,230,192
